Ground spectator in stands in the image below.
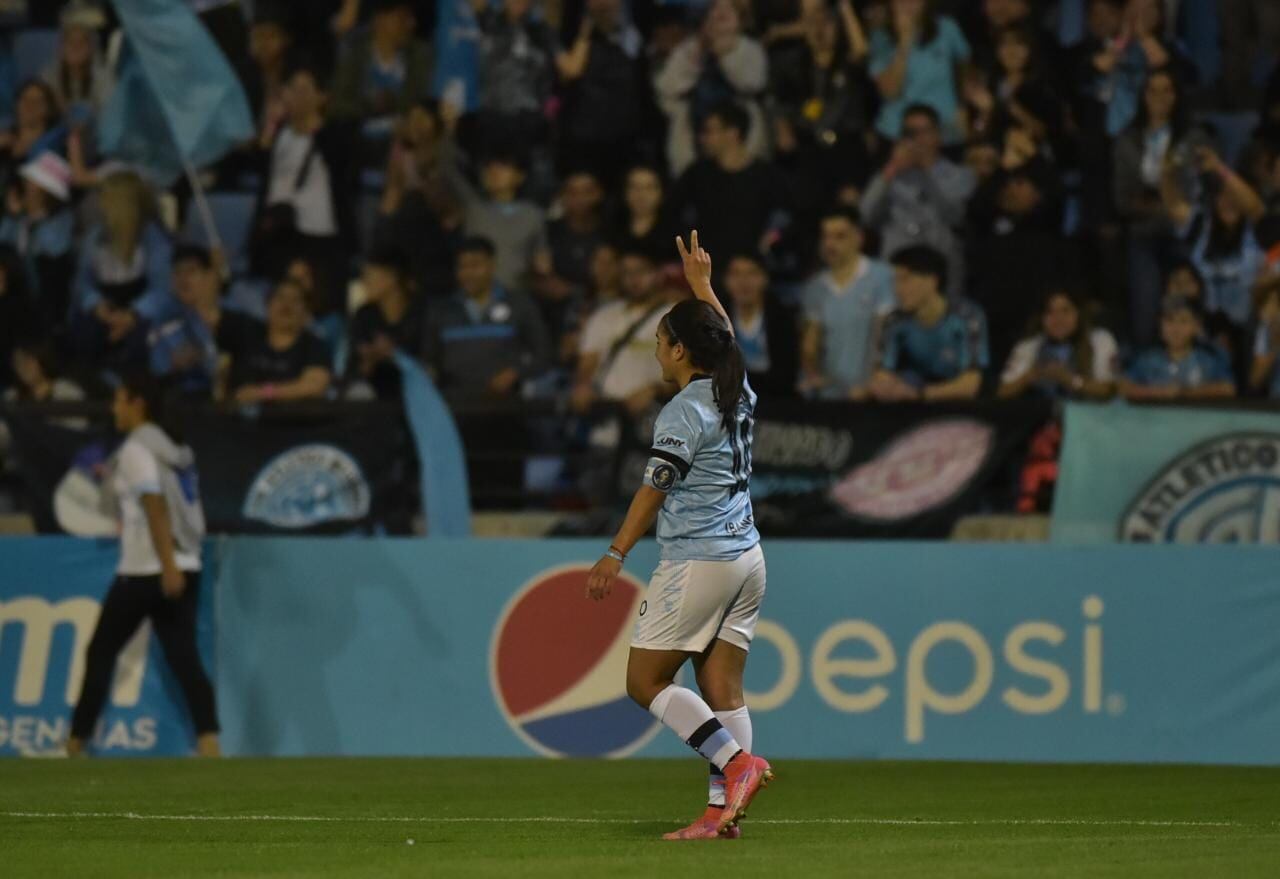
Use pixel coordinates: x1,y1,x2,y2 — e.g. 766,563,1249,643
1121,296,1236,400
253,62,355,314
1096,0,1192,138
374,100,460,297
868,0,970,145
1,81,63,192
0,151,75,332
422,237,551,396
242,4,295,136
1248,277,1280,398
72,171,174,369
474,0,558,149
861,103,975,295
963,24,1064,155
225,278,333,403
3,342,85,416
439,110,549,296
770,0,876,195
571,247,669,416
0,247,36,392
1161,146,1267,330
968,0,1036,76
800,207,895,398
997,289,1119,400
1113,67,1211,347
611,164,675,264
654,0,769,174
869,245,988,401
536,170,606,344
331,0,433,161
556,0,653,185
148,245,254,399
41,4,112,120
348,249,424,399
725,251,798,398
1065,0,1126,227
672,102,789,272
588,242,621,306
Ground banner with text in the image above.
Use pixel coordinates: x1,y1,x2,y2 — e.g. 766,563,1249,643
0,539,215,756
1052,403,1280,543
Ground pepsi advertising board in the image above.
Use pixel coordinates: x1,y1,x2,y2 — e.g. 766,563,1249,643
0,539,215,756
213,538,1280,765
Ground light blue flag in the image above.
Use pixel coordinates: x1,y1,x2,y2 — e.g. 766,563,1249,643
395,351,472,537
432,0,481,111
99,0,253,185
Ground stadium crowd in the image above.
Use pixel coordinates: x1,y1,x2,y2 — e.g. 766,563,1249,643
2,0,1280,435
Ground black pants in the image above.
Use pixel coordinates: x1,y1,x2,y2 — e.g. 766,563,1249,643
71,572,220,740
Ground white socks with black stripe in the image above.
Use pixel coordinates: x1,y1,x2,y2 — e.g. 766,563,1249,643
708,707,752,806
647,685,741,771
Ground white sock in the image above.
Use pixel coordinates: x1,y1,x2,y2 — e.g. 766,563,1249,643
648,685,741,770
709,707,752,806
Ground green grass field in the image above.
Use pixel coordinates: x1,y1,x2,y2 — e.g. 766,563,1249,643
2,758,1278,878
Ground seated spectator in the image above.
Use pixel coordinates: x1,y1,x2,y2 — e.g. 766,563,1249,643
998,289,1119,400
474,0,558,149
0,151,75,331
41,4,112,121
330,0,432,160
571,248,669,416
770,0,876,193
224,279,333,403
535,170,607,343
439,112,549,296
4,341,85,405
868,0,970,145
654,0,768,174
800,207,895,398
1161,147,1267,329
72,171,175,369
1,81,64,191
148,245,257,399
422,237,551,397
861,103,976,295
1112,67,1211,347
374,100,460,297
1249,277,1280,398
869,245,988,401
1120,296,1236,400
672,102,790,271
253,62,356,313
348,249,424,399
556,0,652,185
610,164,676,264
725,251,798,398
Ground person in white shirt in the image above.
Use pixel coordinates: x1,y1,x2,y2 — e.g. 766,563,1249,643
67,374,220,757
997,288,1119,400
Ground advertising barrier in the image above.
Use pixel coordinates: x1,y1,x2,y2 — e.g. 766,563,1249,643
0,538,215,756
1052,403,1280,544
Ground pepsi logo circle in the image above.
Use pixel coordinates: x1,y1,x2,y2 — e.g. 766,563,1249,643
489,565,662,757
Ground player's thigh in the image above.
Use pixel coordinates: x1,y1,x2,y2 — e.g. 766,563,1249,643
693,639,748,711
630,558,730,653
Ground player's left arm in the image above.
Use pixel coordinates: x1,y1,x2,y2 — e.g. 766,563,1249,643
676,230,733,335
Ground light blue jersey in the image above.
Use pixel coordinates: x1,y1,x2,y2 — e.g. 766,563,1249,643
645,376,760,561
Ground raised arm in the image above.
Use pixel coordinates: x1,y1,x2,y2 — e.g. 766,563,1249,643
676,230,732,333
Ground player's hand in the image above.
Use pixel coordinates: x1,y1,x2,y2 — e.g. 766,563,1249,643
586,556,621,600
161,565,185,600
676,230,713,295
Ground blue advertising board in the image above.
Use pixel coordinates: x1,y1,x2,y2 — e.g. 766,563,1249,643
0,538,215,756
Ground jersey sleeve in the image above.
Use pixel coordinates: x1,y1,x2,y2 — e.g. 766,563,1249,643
645,397,703,493
1000,337,1039,385
117,441,161,497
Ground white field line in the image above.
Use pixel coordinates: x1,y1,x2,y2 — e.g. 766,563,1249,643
0,811,1257,829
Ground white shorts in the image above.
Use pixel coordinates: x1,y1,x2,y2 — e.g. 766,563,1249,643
630,544,766,653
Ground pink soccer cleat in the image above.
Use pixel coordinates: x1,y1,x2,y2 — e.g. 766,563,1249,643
662,807,742,840
718,752,773,831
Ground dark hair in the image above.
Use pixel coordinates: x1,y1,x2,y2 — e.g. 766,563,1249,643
117,370,165,422
902,103,941,130
1035,288,1097,377
366,246,412,282
704,101,751,140
173,243,213,269
1163,259,1206,299
819,205,863,229
11,340,59,393
285,57,328,90
890,0,938,47
890,245,948,291
726,251,768,272
1134,67,1188,138
660,299,746,432
457,236,496,258
1204,192,1248,261
14,79,61,132
616,245,656,265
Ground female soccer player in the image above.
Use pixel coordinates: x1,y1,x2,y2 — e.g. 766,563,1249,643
587,231,772,840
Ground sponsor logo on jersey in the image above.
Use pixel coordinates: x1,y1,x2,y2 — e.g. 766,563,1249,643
655,436,686,449
827,419,993,520
490,566,661,757
1120,432,1280,542
243,444,371,528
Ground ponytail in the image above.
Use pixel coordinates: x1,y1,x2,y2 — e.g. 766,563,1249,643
662,299,746,432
